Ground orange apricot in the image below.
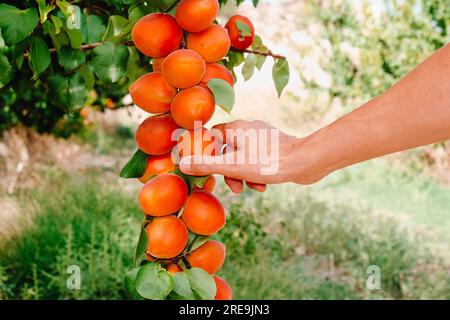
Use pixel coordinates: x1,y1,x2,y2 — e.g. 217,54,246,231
138,173,188,217
201,63,234,87
135,113,179,155
129,72,177,114
162,49,206,89
213,276,232,300
139,152,176,184
178,127,220,157
146,216,189,259
187,25,231,63
152,58,165,72
181,190,226,236
193,175,216,193
166,264,183,274
171,86,215,129
225,15,255,50
131,13,183,58
186,240,226,274
175,0,219,33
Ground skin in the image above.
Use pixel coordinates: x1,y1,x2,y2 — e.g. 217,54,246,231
179,43,450,193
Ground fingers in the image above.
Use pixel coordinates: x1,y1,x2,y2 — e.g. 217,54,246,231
224,177,244,194
179,154,239,177
246,182,267,192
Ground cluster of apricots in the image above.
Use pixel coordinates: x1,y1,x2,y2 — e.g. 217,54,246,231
129,0,255,301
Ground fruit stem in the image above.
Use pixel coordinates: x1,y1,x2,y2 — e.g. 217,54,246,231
181,256,192,269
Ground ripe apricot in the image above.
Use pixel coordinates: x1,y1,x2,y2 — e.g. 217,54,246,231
193,175,216,192
171,86,215,129
186,240,226,274
225,15,255,50
166,264,183,274
152,58,165,72
175,0,219,33
135,113,179,155
129,73,177,114
131,13,183,58
201,63,234,87
146,216,189,259
178,128,219,157
187,25,231,63
146,252,157,261
162,49,206,89
213,276,232,300
138,173,188,216
181,190,225,236
139,152,176,184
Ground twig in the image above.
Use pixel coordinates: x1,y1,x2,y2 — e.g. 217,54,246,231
231,48,286,59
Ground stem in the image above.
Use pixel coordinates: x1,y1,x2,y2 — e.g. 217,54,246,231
181,256,192,269
231,48,286,59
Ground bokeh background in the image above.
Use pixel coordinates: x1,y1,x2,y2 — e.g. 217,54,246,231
1,0,450,299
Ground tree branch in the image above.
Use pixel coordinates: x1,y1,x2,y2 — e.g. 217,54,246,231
231,48,286,59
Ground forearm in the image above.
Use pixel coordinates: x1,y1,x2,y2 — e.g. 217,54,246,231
294,43,450,181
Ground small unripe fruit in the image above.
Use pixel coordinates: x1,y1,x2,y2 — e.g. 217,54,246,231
135,114,179,155
225,15,255,50
214,276,232,300
175,0,219,33
139,152,176,184
187,240,226,274
139,173,188,217
162,49,206,89
187,25,231,63
146,216,189,259
132,13,183,58
201,63,234,87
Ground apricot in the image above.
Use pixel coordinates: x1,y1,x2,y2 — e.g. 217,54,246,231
201,63,234,87
187,25,231,63
175,0,219,33
131,13,183,58
193,175,216,193
129,73,177,114
139,152,176,184
186,240,226,274
171,86,215,129
135,113,179,155
146,252,157,261
162,49,206,89
138,173,188,217
225,15,255,50
213,276,232,300
152,58,165,72
178,128,219,157
146,216,189,259
181,190,225,236
166,264,183,274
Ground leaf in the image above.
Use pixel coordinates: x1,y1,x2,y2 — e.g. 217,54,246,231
51,16,64,35
65,27,82,49
48,72,88,108
79,64,94,90
207,78,235,113
81,13,105,43
28,36,51,79
185,233,210,254
170,272,195,300
36,0,55,24
134,221,150,267
92,42,129,83
272,58,290,97
235,20,252,37
124,267,144,300
129,4,157,22
256,55,266,70
135,262,174,300
57,46,86,71
102,15,129,42
185,268,216,300
127,47,149,82
0,4,38,45
0,54,14,88
120,149,148,179
227,51,245,68
242,54,257,81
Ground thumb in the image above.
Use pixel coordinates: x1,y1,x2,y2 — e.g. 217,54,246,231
179,154,236,177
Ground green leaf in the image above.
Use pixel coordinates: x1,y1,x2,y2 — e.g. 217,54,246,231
129,4,157,22
49,29,69,51
185,233,210,254
10,41,27,69
0,4,38,46
79,64,94,90
102,15,128,42
185,268,216,300
134,221,150,267
242,54,257,81
81,13,105,43
28,36,51,79
272,58,290,97
227,51,245,68
92,42,129,83
48,72,88,108
36,0,55,24
124,267,144,300
207,78,235,113
0,54,14,88
65,27,82,49
235,20,252,37
135,262,174,300
170,272,195,300
51,16,64,35
256,55,266,70
127,47,149,82
57,46,86,71
120,149,148,179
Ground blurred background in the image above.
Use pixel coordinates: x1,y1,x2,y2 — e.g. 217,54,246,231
1,0,450,299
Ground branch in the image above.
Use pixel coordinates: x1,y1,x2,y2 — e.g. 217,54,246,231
231,48,286,59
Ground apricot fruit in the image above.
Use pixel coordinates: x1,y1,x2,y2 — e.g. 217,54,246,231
178,127,219,157
213,276,232,300
129,73,177,114
201,63,234,87
187,25,231,63
132,13,183,58
181,190,226,236
152,58,165,72
139,152,176,184
162,49,206,89
171,86,215,129
146,215,189,259
175,0,219,33
166,264,183,274
225,15,255,50
186,240,226,274
135,113,179,155
138,173,188,217
193,175,216,193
